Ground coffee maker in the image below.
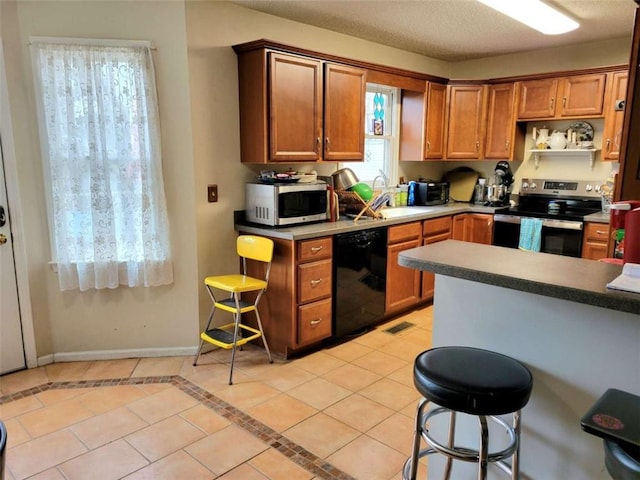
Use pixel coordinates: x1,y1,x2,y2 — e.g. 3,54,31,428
486,161,514,206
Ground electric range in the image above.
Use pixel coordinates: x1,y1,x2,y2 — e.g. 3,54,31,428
493,178,604,257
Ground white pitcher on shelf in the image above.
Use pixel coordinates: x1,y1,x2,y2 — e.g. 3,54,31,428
548,130,567,150
532,127,549,149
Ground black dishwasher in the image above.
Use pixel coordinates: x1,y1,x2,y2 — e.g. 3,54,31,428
333,227,387,338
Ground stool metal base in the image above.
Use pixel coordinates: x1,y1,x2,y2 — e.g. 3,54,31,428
403,398,522,480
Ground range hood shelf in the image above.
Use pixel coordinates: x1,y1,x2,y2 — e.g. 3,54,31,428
527,149,598,169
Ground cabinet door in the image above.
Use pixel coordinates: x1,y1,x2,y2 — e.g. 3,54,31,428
446,85,487,159
517,78,558,119
603,71,628,161
467,214,494,245
421,216,452,300
323,63,366,161
424,82,447,160
451,214,468,241
269,53,323,162
484,83,519,160
386,238,422,313
558,73,606,117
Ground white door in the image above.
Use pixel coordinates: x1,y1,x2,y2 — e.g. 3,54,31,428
0,135,26,374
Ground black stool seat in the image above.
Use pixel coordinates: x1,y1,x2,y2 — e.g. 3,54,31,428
414,346,533,416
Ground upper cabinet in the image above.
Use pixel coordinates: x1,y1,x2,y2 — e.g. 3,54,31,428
424,82,448,160
236,47,366,163
446,84,487,160
517,73,607,120
484,83,525,160
602,70,628,162
399,81,447,161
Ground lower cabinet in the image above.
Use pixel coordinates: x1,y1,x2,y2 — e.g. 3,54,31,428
385,222,422,314
452,213,494,245
581,222,609,260
421,216,453,300
244,234,333,358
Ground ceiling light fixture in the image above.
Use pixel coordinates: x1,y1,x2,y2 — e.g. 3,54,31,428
477,0,579,35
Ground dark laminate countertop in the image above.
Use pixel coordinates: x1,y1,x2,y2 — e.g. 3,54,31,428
399,239,640,315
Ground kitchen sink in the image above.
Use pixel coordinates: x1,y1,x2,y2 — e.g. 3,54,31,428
380,206,437,219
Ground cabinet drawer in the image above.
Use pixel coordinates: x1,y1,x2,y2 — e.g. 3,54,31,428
583,223,609,244
298,259,332,303
297,237,332,262
423,216,452,237
388,222,422,243
297,298,332,344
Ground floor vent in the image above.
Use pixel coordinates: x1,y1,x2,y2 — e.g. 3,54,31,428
384,321,415,335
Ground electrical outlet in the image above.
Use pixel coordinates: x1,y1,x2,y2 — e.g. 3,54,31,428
207,184,218,203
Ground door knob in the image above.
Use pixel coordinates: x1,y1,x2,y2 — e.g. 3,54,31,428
0,234,7,245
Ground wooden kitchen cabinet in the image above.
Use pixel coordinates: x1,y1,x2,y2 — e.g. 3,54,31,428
421,216,452,300
517,73,607,120
399,81,447,161
602,70,628,161
242,235,332,357
386,222,422,314
452,213,494,244
424,82,448,160
581,222,610,260
235,46,366,163
484,83,525,160
446,84,487,159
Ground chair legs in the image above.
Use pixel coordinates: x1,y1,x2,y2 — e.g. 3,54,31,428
193,289,273,386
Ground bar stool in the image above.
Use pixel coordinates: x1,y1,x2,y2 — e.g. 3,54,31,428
403,346,533,480
581,388,640,480
193,235,274,385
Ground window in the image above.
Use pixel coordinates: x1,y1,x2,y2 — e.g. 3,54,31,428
345,83,399,187
30,38,173,291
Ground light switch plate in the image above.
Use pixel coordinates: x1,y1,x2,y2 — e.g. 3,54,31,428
207,184,218,203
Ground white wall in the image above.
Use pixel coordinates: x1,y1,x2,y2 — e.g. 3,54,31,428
0,0,633,362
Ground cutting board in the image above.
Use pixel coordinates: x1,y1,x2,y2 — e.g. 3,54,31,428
444,168,480,202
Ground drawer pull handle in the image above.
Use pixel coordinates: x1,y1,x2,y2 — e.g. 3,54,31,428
310,278,323,286
310,246,323,253
310,318,322,326
596,230,607,235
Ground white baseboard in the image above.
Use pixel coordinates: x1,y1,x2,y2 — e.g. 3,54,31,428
37,346,198,366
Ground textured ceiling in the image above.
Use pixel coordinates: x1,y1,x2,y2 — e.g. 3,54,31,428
230,0,637,61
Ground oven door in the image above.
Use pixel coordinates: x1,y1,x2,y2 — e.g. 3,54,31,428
493,214,584,257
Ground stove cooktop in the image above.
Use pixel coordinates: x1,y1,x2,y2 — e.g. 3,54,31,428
503,178,603,221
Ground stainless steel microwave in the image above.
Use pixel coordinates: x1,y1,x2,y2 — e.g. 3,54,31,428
245,182,328,226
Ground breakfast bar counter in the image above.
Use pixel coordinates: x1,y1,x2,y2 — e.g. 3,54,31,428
399,240,639,479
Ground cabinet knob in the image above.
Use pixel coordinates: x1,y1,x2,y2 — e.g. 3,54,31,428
325,137,330,152
475,141,480,152
310,278,323,286
606,139,611,152
310,246,323,253
562,96,567,107
316,137,321,153
550,97,555,110
505,140,510,151
426,140,431,152
310,318,322,326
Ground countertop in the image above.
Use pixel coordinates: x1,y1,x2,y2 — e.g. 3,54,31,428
235,203,505,240
584,211,611,223
398,239,639,315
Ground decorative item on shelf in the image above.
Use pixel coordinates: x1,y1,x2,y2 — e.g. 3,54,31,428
568,121,594,149
532,126,549,149
548,130,567,150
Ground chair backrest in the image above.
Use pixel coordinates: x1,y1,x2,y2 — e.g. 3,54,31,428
237,235,274,263
0,420,7,480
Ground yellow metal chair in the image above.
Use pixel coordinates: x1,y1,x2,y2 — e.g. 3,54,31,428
193,235,274,384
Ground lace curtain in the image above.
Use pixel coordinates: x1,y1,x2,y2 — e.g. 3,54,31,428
31,39,173,291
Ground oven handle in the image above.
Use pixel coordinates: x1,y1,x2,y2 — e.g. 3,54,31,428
494,214,584,231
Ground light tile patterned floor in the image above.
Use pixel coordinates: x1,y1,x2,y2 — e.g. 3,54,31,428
0,306,433,480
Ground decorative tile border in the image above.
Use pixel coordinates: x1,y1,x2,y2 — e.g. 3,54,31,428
0,375,356,480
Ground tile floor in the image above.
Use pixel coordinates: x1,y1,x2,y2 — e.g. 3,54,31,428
0,306,433,480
